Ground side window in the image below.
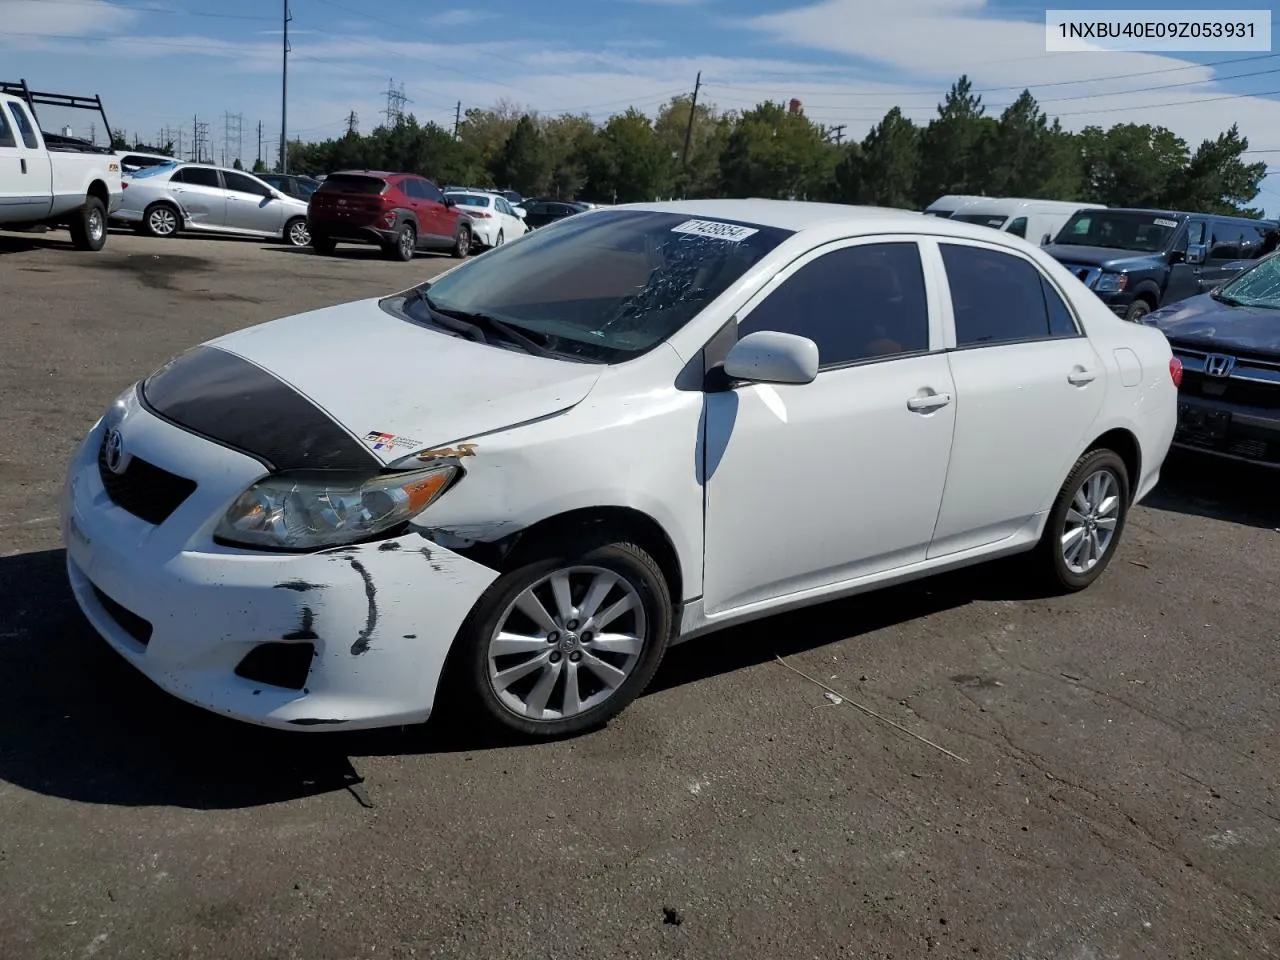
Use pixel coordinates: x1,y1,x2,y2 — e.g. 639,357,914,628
1006,217,1028,238
402,179,427,200
8,102,39,148
422,180,444,203
1042,277,1079,337
940,243,1060,346
0,107,16,148
223,171,271,197
175,167,221,188
1208,221,1241,260
1239,225,1266,259
737,242,930,368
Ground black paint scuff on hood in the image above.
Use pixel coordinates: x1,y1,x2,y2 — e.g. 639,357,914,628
140,346,380,473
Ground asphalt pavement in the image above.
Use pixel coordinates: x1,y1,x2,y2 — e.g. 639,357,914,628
0,228,1277,960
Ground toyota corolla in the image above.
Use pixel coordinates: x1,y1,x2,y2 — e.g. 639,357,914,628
62,200,1178,738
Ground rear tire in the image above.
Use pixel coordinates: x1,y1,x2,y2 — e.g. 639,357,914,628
143,202,180,238
386,222,416,261
310,234,336,255
444,535,673,739
69,196,108,251
1124,300,1151,323
452,223,472,258
1033,448,1130,593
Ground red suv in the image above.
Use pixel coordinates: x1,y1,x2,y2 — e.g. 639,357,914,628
307,171,475,261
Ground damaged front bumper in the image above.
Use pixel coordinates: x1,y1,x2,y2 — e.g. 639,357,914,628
61,405,499,732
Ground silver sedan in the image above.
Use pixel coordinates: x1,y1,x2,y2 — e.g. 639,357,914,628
114,161,312,246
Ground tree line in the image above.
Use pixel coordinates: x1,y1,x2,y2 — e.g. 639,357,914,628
138,75,1275,216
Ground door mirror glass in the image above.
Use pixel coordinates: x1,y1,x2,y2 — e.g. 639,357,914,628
1187,243,1207,265
722,331,819,385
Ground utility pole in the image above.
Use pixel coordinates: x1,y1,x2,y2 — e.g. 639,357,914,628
257,120,263,167
681,71,701,169
826,124,846,145
346,110,359,135
88,122,96,145
453,100,461,139
280,0,291,173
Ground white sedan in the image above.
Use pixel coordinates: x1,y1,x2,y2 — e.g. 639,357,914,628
62,201,1177,738
443,190,527,248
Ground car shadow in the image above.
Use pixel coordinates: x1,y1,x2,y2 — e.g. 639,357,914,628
1139,450,1279,530
0,230,75,254
0,547,1043,810
263,246,453,260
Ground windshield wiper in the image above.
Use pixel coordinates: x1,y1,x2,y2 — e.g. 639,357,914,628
410,289,558,358
1210,291,1243,307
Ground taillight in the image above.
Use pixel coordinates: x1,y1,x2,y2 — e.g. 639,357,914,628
471,211,491,218
121,182,128,189
1169,356,1183,387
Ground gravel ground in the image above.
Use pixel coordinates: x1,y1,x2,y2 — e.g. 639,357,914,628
1,228,1277,960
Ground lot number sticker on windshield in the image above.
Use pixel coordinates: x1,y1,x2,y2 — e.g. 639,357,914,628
671,219,758,242
1153,218,1178,228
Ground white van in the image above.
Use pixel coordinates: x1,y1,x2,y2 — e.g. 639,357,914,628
948,198,1104,246
922,194,987,218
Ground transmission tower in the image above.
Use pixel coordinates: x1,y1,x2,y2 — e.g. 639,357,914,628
192,115,210,162
346,110,359,135
222,112,244,166
382,79,410,126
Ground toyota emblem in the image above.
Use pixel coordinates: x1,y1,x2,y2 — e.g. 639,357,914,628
103,427,126,474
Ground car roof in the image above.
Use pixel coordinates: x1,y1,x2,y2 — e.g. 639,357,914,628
953,198,1098,215
328,170,407,180
608,199,929,232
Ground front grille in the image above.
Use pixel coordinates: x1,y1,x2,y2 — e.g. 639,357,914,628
97,433,197,525
1180,371,1280,409
92,585,153,646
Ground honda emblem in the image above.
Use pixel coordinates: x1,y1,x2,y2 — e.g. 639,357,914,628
1204,354,1235,378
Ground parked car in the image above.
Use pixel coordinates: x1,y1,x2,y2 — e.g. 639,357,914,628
259,173,321,202
0,90,122,250
1145,251,1280,468
948,198,1105,246
115,161,312,246
62,200,1176,739
307,170,473,260
521,199,593,229
443,189,527,248
922,194,987,218
1044,208,1275,322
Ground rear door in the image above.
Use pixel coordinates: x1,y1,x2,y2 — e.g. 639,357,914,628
221,170,283,234
0,100,53,221
1204,218,1248,289
169,166,227,229
927,239,1106,558
417,178,453,240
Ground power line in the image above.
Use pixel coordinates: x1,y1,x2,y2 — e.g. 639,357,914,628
5,0,276,19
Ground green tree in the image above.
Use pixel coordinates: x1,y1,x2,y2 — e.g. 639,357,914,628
981,91,1083,200
915,76,993,207
1078,123,1188,207
583,108,675,203
542,113,596,198
491,115,552,195
1171,124,1267,215
852,107,919,208
457,99,524,177
252,158,267,173
655,94,723,197
717,101,836,200
232,158,244,170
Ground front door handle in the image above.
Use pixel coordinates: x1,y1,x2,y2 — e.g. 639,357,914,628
20,158,26,174
906,393,952,412
1068,369,1097,385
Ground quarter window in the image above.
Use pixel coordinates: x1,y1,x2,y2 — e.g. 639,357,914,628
737,242,931,368
940,243,1076,345
0,107,16,148
1006,217,1028,238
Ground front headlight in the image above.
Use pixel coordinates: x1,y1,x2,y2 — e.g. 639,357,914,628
214,465,458,550
1094,272,1127,293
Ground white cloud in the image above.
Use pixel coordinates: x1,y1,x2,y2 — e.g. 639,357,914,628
0,0,135,35
428,9,497,26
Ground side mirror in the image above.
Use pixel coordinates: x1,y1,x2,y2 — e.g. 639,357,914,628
1186,243,1207,265
443,196,456,208
722,330,819,385
1040,234,1052,246
514,207,527,219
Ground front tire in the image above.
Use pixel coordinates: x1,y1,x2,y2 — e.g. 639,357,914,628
310,233,336,255
450,537,673,739
1124,300,1151,323
69,196,107,251
1034,448,1130,592
284,217,310,247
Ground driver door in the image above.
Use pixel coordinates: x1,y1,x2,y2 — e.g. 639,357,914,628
701,237,957,616
221,170,281,234
1166,219,1206,303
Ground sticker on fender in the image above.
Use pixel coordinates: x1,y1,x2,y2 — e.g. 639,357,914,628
671,219,758,242
365,431,420,452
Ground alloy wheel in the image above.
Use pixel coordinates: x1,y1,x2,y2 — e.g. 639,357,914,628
486,565,648,721
288,220,311,246
88,208,105,243
1061,468,1121,574
149,207,177,236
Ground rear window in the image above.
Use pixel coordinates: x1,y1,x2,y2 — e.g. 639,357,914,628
128,161,178,179
318,174,387,195
449,194,492,208
952,213,1008,229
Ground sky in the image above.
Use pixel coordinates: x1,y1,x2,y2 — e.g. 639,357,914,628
2,0,1279,213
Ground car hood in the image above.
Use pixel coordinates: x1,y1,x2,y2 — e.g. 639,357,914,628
1148,293,1280,359
1043,244,1163,269
155,298,605,469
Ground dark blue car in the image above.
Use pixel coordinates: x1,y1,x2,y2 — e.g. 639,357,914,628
1146,252,1280,468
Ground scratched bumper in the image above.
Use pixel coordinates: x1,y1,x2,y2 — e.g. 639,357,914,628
61,397,499,732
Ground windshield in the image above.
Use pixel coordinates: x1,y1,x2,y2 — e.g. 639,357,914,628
127,161,177,179
924,210,953,218
1054,211,1178,252
1217,254,1280,309
448,194,492,208
952,213,1009,229
387,209,791,363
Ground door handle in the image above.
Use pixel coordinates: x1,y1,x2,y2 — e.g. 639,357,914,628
20,158,27,174
1067,369,1096,385
906,393,952,412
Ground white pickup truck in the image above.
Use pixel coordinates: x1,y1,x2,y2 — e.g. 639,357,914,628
0,90,122,251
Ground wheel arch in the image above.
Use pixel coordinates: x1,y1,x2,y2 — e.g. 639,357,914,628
86,179,110,206
1130,282,1160,309
1085,427,1141,502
